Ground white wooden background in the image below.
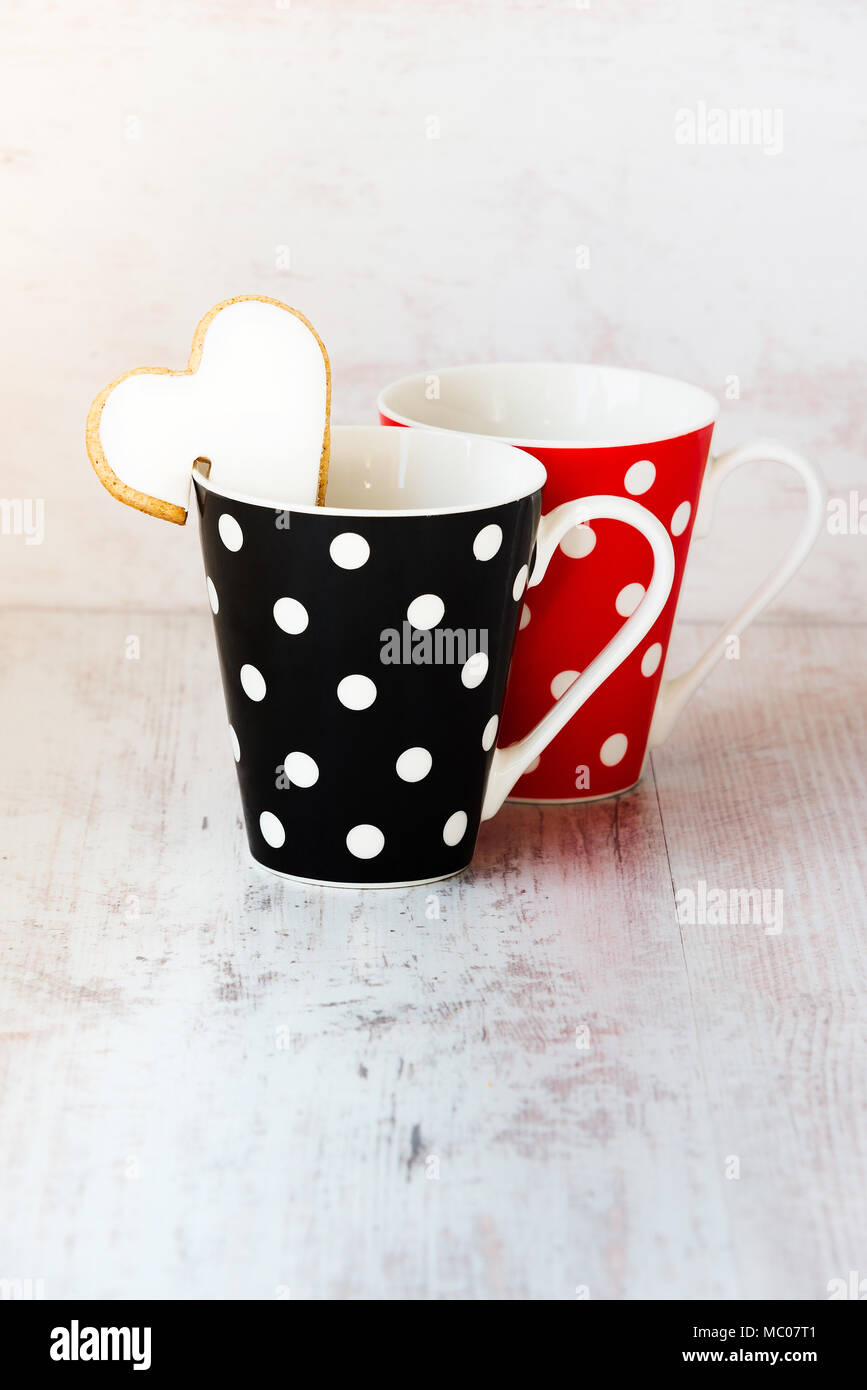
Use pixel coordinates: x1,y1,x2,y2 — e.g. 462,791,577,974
1,0,865,615
1,0,865,1300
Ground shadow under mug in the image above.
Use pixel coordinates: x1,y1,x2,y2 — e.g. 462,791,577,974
378,364,826,802
194,425,674,887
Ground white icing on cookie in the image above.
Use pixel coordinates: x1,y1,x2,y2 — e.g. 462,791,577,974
87,296,330,524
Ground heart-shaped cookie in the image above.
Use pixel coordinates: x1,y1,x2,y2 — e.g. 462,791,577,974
86,295,331,524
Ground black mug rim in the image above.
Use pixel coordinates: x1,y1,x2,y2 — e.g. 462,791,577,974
192,422,548,518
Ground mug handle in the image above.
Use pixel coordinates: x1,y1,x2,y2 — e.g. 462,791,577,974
648,440,826,748
481,495,675,820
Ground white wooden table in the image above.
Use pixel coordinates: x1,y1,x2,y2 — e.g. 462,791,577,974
2,610,865,1300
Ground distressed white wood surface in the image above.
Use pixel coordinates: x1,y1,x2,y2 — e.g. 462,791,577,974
0,612,864,1299
651,620,867,1301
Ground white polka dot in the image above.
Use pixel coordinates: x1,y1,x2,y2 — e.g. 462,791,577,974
551,669,580,699
560,524,597,559
482,715,499,751
240,663,266,701
443,811,468,847
461,651,489,689
206,577,219,614
519,604,531,630
473,523,503,561
396,746,432,782
259,811,285,848
671,500,691,536
218,513,243,551
600,733,628,766
641,642,663,677
624,459,656,495
337,674,377,710
228,724,240,762
512,565,529,601
615,582,645,617
329,532,369,569
346,824,385,859
407,593,445,630
525,755,541,774
283,751,319,787
273,596,309,635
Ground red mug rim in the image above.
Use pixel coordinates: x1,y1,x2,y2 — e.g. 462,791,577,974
377,362,720,451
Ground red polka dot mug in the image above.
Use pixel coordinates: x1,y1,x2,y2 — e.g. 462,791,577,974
378,365,826,802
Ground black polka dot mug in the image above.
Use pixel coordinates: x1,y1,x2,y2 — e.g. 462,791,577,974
195,426,675,887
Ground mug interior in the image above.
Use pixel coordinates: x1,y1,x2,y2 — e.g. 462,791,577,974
379,363,719,448
195,423,546,515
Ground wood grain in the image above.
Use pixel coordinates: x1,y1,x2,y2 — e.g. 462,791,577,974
651,621,867,1300
0,612,863,1298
